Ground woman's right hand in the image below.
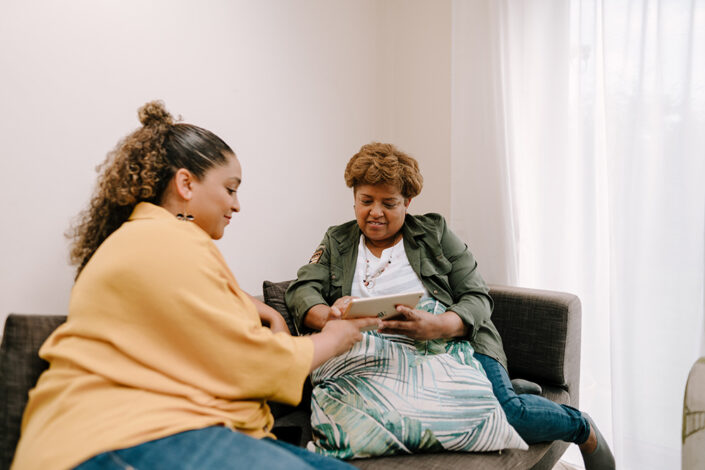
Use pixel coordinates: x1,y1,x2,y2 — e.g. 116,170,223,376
321,317,377,354
304,296,357,330
309,317,380,371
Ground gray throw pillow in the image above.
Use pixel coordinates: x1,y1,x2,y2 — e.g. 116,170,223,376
262,280,297,335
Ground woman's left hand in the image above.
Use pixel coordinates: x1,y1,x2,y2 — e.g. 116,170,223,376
378,305,442,340
379,305,468,340
245,292,291,334
262,310,290,334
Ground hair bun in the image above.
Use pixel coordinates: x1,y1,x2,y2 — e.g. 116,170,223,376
138,100,174,127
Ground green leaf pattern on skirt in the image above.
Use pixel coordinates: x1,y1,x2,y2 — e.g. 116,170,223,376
308,297,528,458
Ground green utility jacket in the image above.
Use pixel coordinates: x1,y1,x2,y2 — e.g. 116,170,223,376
285,213,508,370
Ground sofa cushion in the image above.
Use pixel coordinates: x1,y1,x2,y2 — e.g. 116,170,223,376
0,314,67,470
262,279,297,335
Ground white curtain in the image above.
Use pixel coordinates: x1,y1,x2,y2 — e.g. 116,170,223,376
451,1,705,468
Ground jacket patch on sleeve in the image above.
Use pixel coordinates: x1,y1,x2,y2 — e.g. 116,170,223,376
309,245,325,264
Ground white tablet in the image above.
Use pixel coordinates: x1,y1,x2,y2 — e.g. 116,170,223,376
342,291,424,320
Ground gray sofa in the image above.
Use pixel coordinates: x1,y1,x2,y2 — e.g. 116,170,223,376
1,283,581,470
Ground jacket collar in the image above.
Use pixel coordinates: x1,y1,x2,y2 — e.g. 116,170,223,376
401,214,426,248
330,220,361,254
330,214,427,253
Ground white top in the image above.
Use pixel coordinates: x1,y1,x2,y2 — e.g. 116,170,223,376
351,235,428,299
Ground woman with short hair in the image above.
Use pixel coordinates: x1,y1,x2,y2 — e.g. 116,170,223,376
286,142,614,469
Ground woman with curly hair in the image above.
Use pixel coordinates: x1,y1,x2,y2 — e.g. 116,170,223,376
11,101,378,470
285,143,614,469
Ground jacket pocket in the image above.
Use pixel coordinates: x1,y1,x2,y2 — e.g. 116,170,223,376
420,255,453,301
420,255,452,276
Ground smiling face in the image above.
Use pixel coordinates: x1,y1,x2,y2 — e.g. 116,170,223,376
354,184,410,247
188,153,242,239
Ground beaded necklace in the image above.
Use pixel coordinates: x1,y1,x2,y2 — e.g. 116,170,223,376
362,236,400,289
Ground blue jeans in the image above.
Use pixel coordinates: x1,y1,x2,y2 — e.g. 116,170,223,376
475,353,590,445
74,426,354,470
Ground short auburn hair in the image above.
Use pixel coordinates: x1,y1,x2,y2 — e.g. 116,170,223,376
344,142,423,199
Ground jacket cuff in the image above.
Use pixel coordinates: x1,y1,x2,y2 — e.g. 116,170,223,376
294,295,328,333
448,303,477,341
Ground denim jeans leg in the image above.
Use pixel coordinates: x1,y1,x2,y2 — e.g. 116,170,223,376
264,438,355,470
475,353,590,445
74,452,132,470
75,426,354,470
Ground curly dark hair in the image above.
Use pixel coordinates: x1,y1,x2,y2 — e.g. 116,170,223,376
344,142,423,199
67,100,234,277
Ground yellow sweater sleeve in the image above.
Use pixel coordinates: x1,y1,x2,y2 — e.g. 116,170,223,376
43,214,313,406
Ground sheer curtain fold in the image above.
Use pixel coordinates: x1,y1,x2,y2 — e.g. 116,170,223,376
450,0,518,286
451,1,705,468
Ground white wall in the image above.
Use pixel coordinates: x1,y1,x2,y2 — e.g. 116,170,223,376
0,0,452,327
376,0,452,218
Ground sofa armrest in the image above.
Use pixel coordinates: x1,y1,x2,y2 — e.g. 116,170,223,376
488,284,581,405
0,314,67,470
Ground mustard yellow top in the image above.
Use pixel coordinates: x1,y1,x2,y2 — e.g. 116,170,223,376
11,203,314,470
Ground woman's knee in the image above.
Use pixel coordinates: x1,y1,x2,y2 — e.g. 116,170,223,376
499,394,525,420
498,395,534,435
